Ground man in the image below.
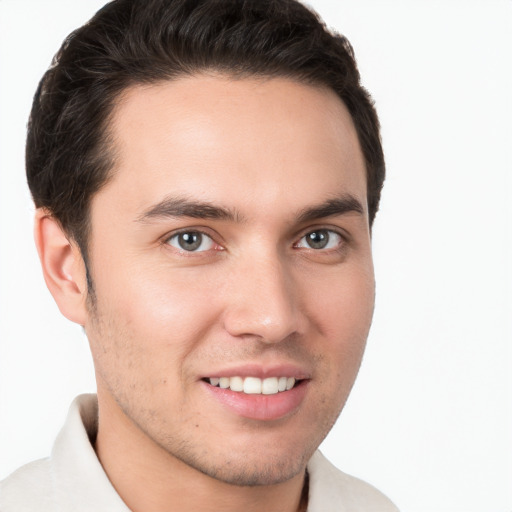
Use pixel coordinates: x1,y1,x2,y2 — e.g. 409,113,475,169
0,0,397,510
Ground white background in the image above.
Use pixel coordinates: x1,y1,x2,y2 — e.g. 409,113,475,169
0,1,510,511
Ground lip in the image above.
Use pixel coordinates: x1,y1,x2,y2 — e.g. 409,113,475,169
200,363,310,421
201,363,311,380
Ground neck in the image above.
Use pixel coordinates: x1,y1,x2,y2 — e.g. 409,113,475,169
94,390,308,512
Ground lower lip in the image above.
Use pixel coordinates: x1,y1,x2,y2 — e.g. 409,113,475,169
202,380,309,421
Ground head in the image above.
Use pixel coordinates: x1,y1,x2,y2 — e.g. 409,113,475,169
27,0,384,267
30,0,384,489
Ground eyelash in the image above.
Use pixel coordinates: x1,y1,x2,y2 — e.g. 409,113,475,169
164,227,347,255
165,229,223,254
293,229,345,251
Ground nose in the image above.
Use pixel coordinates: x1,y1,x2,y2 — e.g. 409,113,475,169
222,252,304,344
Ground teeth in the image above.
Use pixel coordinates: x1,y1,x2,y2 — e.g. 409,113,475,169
208,376,298,394
229,376,244,392
244,377,262,394
262,377,278,395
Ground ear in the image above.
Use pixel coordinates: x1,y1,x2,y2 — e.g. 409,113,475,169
34,209,89,325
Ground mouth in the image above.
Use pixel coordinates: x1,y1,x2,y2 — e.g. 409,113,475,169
200,365,310,420
202,375,309,421
202,376,300,395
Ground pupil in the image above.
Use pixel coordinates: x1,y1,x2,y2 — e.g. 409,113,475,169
307,230,328,249
179,232,202,251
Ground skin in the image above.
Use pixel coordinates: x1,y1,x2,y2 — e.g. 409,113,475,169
36,75,375,512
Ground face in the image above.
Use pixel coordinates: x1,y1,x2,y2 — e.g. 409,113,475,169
84,75,374,486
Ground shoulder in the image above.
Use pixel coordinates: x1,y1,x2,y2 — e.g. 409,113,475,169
1,395,130,512
0,458,56,511
307,451,399,512
0,395,97,512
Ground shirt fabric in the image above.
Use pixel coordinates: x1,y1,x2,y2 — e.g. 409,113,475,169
0,395,398,511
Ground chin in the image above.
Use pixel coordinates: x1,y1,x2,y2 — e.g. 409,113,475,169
192,452,309,487
158,430,312,487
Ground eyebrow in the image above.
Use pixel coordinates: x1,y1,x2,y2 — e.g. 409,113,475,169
136,194,364,224
136,196,242,223
296,195,364,223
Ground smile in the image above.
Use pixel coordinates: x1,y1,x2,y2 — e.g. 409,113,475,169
202,373,309,420
206,376,298,394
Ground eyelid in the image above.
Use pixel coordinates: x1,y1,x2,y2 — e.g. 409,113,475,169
297,230,340,247
162,227,225,253
294,224,348,242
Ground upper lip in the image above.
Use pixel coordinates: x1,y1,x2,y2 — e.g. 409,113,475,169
201,362,311,380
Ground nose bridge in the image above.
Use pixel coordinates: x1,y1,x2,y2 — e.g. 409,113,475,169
222,248,300,343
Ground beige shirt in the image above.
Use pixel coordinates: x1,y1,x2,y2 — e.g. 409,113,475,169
0,395,398,511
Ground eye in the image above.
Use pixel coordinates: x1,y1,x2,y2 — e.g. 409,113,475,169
166,231,215,252
295,229,343,250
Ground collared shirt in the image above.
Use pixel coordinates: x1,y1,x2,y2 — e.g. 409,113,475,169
0,395,398,511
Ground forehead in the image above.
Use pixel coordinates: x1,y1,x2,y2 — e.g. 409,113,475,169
98,74,367,221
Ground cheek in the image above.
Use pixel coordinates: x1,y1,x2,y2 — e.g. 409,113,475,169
85,261,223,391
96,257,221,337
306,261,375,338
304,261,375,387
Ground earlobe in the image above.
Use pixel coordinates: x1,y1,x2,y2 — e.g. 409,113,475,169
34,209,88,325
